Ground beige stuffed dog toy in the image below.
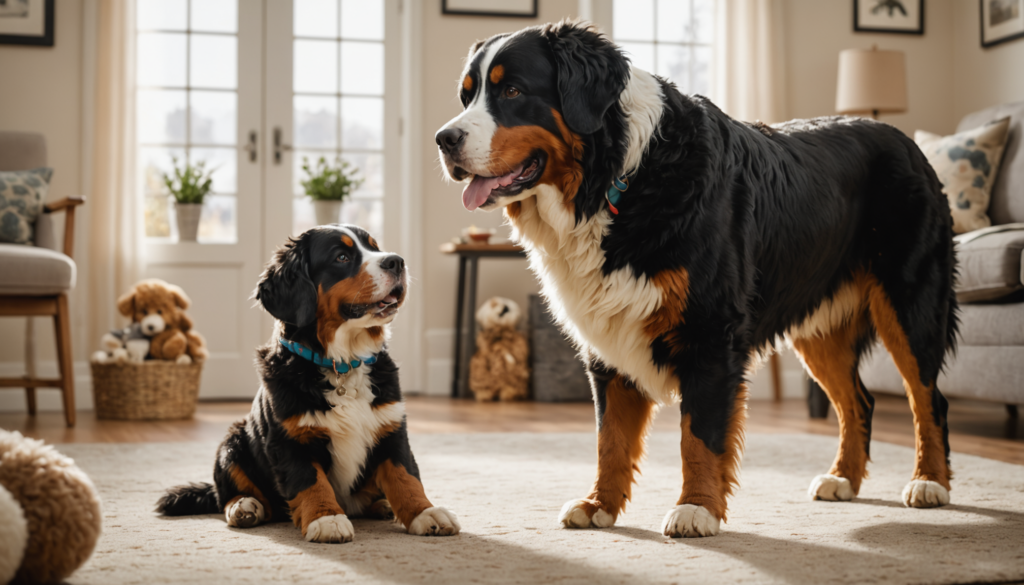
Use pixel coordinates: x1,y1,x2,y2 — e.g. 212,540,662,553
469,297,530,401
117,279,208,364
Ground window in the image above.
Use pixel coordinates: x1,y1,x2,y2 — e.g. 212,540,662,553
137,0,239,243
613,0,714,95
291,0,385,239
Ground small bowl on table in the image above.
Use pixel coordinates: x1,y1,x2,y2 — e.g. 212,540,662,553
464,228,496,244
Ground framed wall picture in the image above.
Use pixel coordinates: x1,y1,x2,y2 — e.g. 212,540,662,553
854,0,924,35
0,0,54,47
981,0,1024,47
442,0,538,18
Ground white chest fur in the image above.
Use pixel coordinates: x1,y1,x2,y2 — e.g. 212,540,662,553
296,367,406,515
511,187,677,404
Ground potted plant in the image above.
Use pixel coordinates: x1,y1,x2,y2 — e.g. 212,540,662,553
162,158,214,242
301,156,363,226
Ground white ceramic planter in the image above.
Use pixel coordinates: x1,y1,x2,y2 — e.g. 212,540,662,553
174,202,203,242
313,199,343,226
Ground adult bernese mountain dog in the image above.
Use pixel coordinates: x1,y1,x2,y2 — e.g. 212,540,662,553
157,225,460,543
435,21,958,538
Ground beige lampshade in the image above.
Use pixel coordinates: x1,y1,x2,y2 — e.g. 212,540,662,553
835,46,907,116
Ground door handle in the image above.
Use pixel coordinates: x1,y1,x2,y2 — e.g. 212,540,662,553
273,127,292,165
243,131,257,162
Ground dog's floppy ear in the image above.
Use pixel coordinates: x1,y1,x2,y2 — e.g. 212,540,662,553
546,21,631,135
168,284,191,310
254,238,318,328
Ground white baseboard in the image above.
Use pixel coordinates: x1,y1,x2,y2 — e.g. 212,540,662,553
0,360,93,413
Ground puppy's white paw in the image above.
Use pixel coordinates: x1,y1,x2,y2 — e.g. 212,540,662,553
808,474,855,501
305,514,354,543
225,496,265,528
902,479,950,508
408,507,460,536
558,499,615,529
176,354,193,365
661,504,720,538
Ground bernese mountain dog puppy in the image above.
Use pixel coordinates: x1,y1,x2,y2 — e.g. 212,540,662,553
157,225,460,543
435,21,958,538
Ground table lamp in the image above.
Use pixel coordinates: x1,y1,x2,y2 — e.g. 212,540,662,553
836,45,907,119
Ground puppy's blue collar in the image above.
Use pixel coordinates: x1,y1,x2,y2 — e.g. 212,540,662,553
278,338,377,374
606,175,629,215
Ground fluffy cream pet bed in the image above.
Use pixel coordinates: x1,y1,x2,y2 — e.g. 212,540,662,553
0,430,102,584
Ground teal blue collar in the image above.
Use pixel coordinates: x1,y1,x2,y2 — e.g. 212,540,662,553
278,338,377,374
606,175,629,215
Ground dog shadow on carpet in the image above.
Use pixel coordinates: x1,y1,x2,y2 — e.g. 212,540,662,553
679,503,1024,585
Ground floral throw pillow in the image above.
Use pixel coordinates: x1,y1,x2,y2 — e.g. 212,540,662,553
0,167,53,245
915,117,1011,234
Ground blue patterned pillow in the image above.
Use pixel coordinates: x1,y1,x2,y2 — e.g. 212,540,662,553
0,167,52,245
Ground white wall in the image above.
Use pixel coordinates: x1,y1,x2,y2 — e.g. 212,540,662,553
0,0,93,412
952,0,1024,121
418,1,580,395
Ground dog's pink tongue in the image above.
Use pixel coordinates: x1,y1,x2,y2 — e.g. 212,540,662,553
461,165,524,211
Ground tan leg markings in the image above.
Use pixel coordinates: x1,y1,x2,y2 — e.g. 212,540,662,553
792,318,871,494
229,464,272,520
677,384,747,522
287,462,344,535
867,282,951,490
578,375,656,520
375,461,434,528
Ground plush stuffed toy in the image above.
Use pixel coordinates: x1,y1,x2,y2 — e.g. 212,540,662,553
469,297,530,401
0,430,101,584
117,279,208,364
91,322,152,364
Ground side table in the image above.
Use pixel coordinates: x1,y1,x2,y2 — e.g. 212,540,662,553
440,242,527,398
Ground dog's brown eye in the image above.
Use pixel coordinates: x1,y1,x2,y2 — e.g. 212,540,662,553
157,310,162,315
338,253,350,263
504,86,520,99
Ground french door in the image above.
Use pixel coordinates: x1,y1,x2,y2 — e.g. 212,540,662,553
139,0,408,399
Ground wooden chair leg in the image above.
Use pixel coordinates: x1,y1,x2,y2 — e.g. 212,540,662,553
770,353,782,403
25,316,37,415
53,294,75,427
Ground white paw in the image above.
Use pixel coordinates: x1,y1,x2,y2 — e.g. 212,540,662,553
558,499,615,528
225,496,265,528
91,351,110,364
305,514,354,543
902,480,950,508
408,507,460,536
112,348,129,363
176,354,193,365
661,504,720,538
808,474,855,501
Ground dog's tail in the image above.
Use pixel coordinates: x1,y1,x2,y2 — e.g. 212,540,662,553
156,482,220,516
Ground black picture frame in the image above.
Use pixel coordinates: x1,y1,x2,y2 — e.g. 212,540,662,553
0,0,55,47
980,0,1024,48
854,0,925,35
442,0,538,19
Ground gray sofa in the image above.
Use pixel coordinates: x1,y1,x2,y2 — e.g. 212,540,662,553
859,102,1024,406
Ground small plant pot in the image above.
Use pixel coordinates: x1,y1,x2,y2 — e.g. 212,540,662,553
313,199,343,225
174,202,203,242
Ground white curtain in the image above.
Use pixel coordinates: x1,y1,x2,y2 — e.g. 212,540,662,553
87,0,141,344
712,0,787,124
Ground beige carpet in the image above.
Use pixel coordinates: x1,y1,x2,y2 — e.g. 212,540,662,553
59,432,1024,585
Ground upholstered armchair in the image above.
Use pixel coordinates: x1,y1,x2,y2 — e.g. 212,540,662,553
0,132,84,427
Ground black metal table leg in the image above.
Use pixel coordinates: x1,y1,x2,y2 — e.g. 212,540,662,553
451,255,467,398
808,379,830,419
457,257,480,399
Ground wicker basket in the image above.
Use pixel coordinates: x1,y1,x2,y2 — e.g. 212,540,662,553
90,361,203,420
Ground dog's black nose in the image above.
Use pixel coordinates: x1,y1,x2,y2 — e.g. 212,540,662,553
435,128,466,156
380,255,405,277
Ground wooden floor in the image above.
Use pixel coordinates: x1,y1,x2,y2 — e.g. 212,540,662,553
1,395,1021,464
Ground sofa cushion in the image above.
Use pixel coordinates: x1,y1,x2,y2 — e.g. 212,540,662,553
916,118,1011,234
957,101,1024,225
0,167,52,245
956,301,1024,346
0,243,76,295
954,225,1024,302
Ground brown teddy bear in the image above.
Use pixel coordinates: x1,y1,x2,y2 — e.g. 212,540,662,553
117,279,208,364
469,297,530,401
